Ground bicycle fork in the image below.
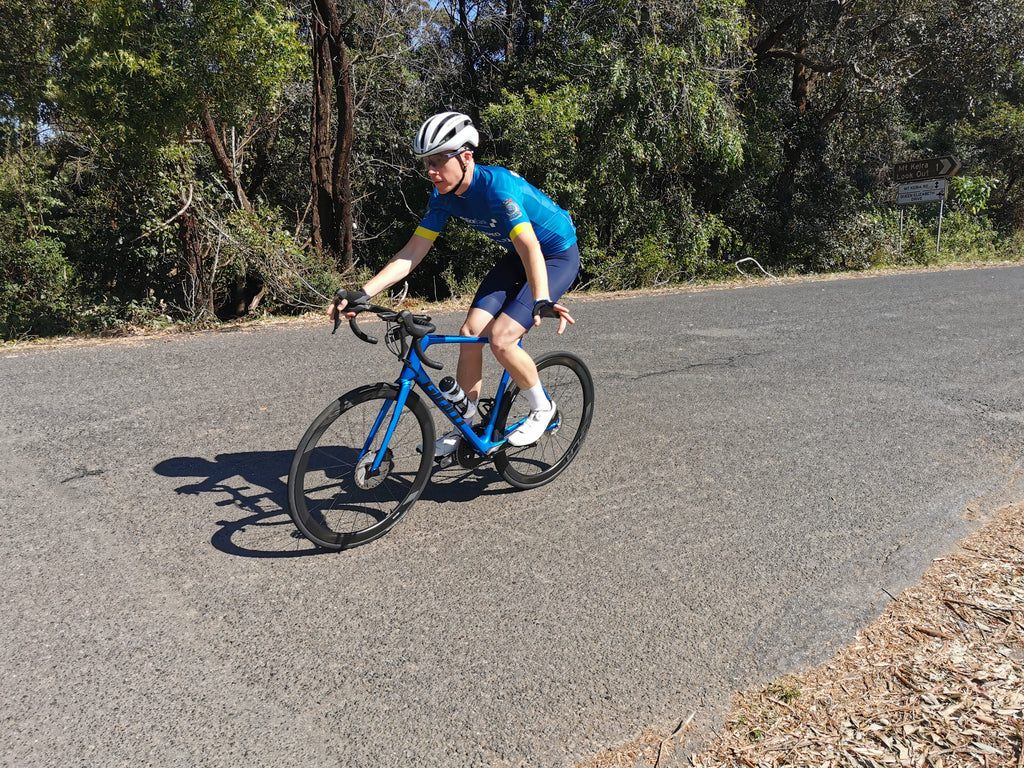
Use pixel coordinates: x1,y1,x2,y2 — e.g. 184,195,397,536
358,383,413,478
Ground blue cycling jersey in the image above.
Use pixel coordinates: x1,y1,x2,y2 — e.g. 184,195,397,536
415,165,576,255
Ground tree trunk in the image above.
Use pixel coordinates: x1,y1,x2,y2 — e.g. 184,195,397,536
200,107,252,214
333,37,354,269
456,0,480,105
309,0,355,272
178,209,214,317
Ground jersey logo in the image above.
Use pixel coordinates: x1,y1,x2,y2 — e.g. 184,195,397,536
503,198,523,221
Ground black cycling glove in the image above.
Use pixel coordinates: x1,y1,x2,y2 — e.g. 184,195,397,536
532,299,557,320
335,288,371,308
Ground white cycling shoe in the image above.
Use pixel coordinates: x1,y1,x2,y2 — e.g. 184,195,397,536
433,430,462,457
418,429,461,457
506,401,557,447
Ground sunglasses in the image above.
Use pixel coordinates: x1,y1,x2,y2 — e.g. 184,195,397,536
422,150,463,171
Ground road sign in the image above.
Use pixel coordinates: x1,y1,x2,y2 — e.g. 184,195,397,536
898,179,947,205
893,156,961,183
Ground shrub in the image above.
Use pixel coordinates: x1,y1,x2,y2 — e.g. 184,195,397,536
0,236,76,340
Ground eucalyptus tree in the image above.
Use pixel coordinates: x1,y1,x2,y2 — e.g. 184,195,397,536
740,0,1024,267
54,0,306,316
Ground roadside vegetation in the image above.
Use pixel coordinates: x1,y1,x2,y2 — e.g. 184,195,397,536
3,0,1024,342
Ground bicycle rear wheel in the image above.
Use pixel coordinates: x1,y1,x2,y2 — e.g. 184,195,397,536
287,383,434,550
494,351,595,490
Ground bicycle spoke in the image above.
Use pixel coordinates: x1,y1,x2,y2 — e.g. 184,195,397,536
288,385,434,550
495,352,594,489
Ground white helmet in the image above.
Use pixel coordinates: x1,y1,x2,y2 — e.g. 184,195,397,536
413,112,479,159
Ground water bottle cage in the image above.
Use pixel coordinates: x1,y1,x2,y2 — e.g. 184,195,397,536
475,397,495,421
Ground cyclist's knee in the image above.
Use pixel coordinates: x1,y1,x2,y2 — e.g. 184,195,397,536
461,307,492,338
488,323,525,357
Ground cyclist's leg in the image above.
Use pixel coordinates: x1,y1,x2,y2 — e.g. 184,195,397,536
457,306,495,403
462,252,525,398
428,307,491,458
488,313,536,390
494,245,580,445
428,306,494,458
490,243,580,391
493,317,553,446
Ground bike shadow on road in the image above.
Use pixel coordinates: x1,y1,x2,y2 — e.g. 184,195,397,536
153,451,514,559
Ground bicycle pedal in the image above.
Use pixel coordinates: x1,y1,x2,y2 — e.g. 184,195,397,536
434,453,457,469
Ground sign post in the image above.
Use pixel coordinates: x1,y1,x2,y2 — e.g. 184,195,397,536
893,156,960,255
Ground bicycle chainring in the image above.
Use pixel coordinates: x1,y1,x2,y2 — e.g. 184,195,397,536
456,427,489,469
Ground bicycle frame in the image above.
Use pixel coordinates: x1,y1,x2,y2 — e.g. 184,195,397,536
361,333,520,475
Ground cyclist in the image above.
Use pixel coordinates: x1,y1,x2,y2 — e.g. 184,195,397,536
332,111,579,455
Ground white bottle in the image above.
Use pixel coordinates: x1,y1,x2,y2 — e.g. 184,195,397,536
439,376,469,415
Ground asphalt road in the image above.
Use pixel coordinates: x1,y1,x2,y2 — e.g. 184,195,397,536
2,265,1022,767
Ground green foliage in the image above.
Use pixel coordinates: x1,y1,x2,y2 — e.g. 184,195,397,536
0,145,76,339
959,103,1024,230
951,177,999,215
935,211,1003,263
58,0,305,151
0,0,56,149
0,237,75,340
484,87,587,211
478,1,749,290
3,0,1024,339
216,206,346,314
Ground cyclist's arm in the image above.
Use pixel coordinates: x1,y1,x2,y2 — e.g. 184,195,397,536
511,225,550,305
331,234,433,319
511,226,574,334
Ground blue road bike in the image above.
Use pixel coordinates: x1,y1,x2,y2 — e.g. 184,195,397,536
287,293,595,551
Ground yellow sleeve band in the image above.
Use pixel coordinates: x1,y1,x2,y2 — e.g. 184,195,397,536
509,221,534,242
414,226,440,242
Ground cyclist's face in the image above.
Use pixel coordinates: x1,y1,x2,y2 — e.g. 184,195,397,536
424,151,465,193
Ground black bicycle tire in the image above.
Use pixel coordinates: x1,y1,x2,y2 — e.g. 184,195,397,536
287,383,435,550
493,351,595,490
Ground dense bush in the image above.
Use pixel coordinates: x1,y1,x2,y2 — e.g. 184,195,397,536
1,0,1022,340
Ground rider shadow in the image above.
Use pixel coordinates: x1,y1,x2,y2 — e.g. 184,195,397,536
153,451,515,558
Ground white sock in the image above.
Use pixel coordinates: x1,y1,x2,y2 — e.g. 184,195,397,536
464,400,478,423
522,382,551,412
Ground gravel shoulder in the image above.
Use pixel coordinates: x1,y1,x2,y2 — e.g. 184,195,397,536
579,503,1024,767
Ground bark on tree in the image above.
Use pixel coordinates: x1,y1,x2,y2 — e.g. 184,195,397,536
200,107,253,214
178,209,215,317
309,0,355,272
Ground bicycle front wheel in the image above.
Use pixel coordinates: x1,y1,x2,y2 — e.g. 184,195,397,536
287,383,435,550
494,351,595,490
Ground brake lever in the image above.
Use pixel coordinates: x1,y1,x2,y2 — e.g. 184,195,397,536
331,300,343,334
330,297,375,338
